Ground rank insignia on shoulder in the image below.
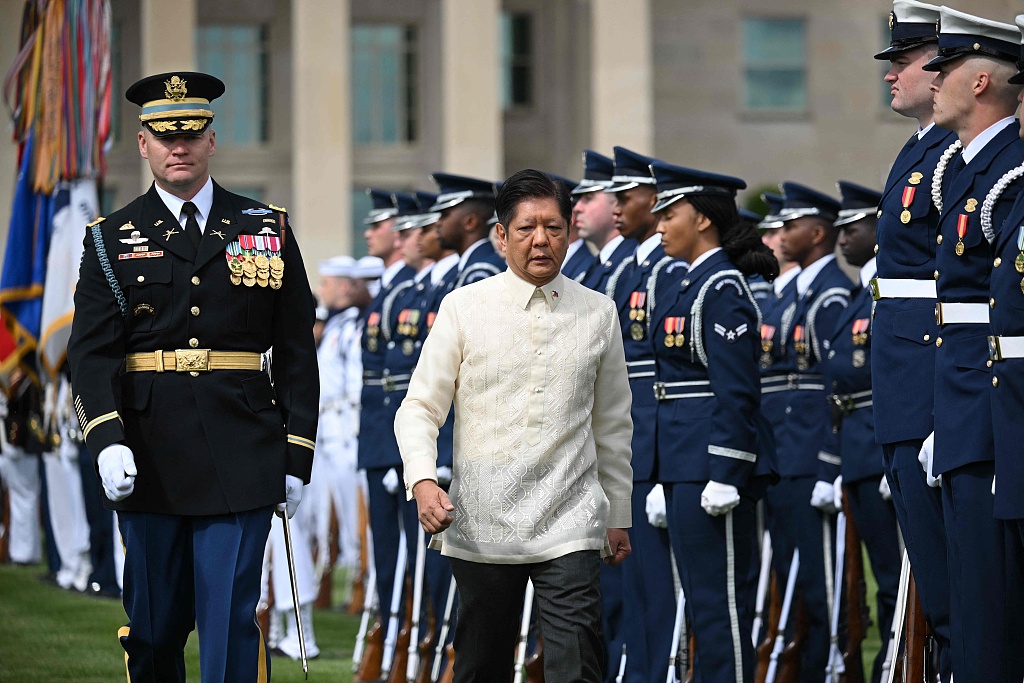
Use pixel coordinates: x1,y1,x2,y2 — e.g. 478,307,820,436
118,250,164,260
908,172,923,185
86,216,106,228
242,207,273,216
268,204,287,213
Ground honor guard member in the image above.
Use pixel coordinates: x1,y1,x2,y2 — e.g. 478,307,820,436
562,152,609,281
68,72,319,682
431,173,505,287
990,16,1024,611
358,189,418,646
921,9,1024,681
743,208,775,307
574,150,623,283
602,157,682,681
758,192,801,315
819,182,901,683
762,182,851,683
871,4,954,675
576,147,643,292
650,162,778,683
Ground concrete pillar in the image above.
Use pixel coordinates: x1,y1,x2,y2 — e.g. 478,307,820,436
589,0,653,155
139,0,197,192
291,0,352,273
440,0,502,179
0,0,25,265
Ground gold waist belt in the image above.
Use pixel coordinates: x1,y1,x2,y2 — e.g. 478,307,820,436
125,349,263,373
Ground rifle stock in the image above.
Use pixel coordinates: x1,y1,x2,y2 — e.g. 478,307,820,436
902,573,927,683
355,618,384,682
756,573,781,683
525,633,544,683
438,643,455,683
841,491,867,682
387,575,414,683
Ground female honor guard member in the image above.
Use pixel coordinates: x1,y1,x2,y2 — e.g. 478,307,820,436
68,72,319,681
650,161,778,683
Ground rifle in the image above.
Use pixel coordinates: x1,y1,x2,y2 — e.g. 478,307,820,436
666,576,687,683
405,529,428,682
431,577,457,683
380,526,409,680
438,643,455,683
756,573,781,683
614,644,627,683
826,513,847,682
525,632,544,683
414,592,436,683
514,580,536,683
314,496,339,609
765,549,800,683
350,485,371,615
753,531,774,647
902,572,928,683
388,573,414,683
883,551,911,683
353,523,380,675
841,494,868,683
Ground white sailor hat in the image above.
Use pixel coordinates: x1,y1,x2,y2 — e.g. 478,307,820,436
923,6,1020,71
1009,15,1024,84
319,256,356,277
875,0,941,60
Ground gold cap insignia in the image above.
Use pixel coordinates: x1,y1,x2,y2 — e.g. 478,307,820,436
164,75,188,102
889,11,895,30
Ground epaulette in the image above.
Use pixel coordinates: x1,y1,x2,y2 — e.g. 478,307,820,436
86,216,106,228
268,204,288,213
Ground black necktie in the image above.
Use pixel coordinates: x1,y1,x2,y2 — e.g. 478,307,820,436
181,201,202,250
904,133,920,151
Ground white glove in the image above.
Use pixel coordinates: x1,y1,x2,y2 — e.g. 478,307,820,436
97,444,137,502
277,474,304,519
992,475,996,496
918,432,940,488
832,475,844,511
382,467,400,494
436,466,453,487
879,475,892,501
811,480,838,513
645,484,668,528
700,481,740,517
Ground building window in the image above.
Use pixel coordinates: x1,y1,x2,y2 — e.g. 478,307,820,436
197,25,269,144
742,18,807,111
351,24,418,145
501,12,533,110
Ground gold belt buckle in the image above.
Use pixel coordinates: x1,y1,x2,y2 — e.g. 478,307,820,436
175,348,210,372
869,277,881,302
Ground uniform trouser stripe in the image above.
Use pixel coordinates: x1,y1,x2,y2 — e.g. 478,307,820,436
255,612,268,683
725,511,744,683
118,626,131,682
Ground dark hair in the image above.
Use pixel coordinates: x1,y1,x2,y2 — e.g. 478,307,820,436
495,169,572,229
688,194,780,281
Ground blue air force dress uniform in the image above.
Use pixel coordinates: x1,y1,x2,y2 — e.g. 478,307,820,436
743,208,774,307
649,163,774,683
357,191,418,634
578,147,645,292
561,151,608,281
919,10,1024,683
67,73,319,682
821,182,900,683
760,182,851,683
429,174,506,287
602,169,684,682
869,4,955,674
991,25,1024,532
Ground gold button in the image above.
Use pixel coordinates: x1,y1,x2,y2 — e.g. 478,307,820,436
987,360,993,368
993,376,999,387
937,235,943,244
190,306,200,316
933,270,940,280
189,371,199,378
271,399,277,405
994,257,1002,268
876,210,882,219
189,338,199,348
973,43,981,50
924,334,931,341
990,298,996,308
936,337,943,347
137,275,145,283
874,244,879,254
191,276,201,285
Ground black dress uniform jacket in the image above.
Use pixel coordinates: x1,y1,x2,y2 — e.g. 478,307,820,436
68,182,319,516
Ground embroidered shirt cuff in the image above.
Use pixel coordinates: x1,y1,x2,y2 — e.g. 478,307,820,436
607,498,633,529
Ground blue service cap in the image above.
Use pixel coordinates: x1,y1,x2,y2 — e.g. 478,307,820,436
486,181,506,226
410,192,442,229
649,161,746,213
835,181,883,227
922,6,1020,71
874,0,941,60
1010,15,1024,84
739,208,763,225
758,192,786,232
391,192,424,232
545,173,578,200
779,182,841,224
572,150,615,195
429,173,497,212
606,147,658,193
364,188,399,225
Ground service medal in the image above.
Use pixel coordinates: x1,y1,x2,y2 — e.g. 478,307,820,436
269,255,284,271
665,335,675,348
230,274,242,286
760,352,773,369
228,259,243,275
955,214,968,256
254,254,270,269
900,210,911,224
242,261,257,278
367,337,378,352
629,309,637,321
955,241,965,256
900,186,916,225
675,333,685,347
257,277,269,288
402,339,415,356
1016,254,1024,274
852,350,866,368
243,276,256,287
797,356,810,371
270,278,282,290
630,323,644,341
636,309,645,322
1016,227,1024,273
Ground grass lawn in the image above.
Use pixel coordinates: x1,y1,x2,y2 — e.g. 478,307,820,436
0,563,360,682
0,554,883,681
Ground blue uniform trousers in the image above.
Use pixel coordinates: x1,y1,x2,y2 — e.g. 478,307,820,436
881,439,951,681
764,476,831,683
844,477,900,683
942,461,1024,683
666,483,758,683
118,506,273,683
621,481,675,683
366,466,421,627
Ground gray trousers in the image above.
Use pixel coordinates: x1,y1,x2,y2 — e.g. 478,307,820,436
449,550,604,683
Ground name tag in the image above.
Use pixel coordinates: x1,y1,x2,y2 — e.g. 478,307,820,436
118,251,165,260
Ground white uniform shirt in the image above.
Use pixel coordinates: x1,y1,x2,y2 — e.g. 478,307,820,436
317,307,363,443
395,270,634,564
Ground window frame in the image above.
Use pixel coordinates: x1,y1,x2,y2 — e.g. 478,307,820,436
739,15,809,118
196,22,271,146
350,21,420,148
